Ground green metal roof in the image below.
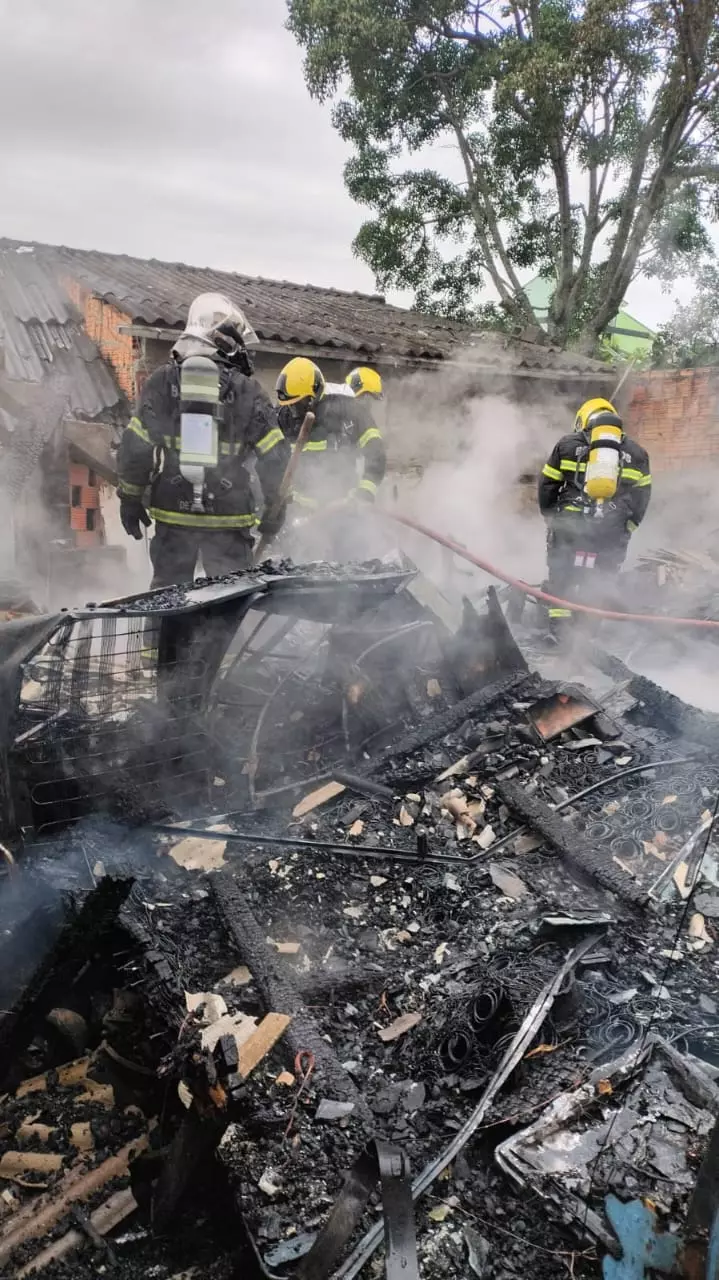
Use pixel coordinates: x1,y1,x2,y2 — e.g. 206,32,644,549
523,276,655,356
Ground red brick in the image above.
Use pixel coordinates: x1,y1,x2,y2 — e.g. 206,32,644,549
75,530,102,549
69,463,90,488
79,486,100,510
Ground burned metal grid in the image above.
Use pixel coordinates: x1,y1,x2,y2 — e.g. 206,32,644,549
14,611,215,832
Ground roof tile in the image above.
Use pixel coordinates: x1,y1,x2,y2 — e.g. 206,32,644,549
0,246,123,494
0,239,607,375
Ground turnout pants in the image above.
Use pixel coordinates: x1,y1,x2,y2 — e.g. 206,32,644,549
545,525,628,628
150,522,254,589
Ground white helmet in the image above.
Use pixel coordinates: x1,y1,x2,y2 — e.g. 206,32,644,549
323,381,355,399
182,292,258,345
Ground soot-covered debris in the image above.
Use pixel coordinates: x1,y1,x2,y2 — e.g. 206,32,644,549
2,560,719,1278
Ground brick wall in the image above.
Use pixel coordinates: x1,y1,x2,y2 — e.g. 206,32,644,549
63,276,136,398
625,368,719,472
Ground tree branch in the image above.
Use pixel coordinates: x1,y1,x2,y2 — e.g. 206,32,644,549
445,111,533,323
586,80,712,343
434,20,493,48
667,163,719,183
509,2,527,39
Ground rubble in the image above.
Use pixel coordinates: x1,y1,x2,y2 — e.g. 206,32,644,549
496,1037,719,1254
1,557,719,1277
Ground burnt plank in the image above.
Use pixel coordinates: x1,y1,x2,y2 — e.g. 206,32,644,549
498,779,648,907
211,872,370,1118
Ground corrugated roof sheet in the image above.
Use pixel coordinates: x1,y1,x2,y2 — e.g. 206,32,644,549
0,239,608,376
0,247,123,494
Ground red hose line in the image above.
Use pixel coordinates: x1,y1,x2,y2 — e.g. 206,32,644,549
388,511,719,631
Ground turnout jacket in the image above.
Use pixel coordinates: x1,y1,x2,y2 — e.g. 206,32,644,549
538,430,651,539
279,393,386,509
118,360,289,529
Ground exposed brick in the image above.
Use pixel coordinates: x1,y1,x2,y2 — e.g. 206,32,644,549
626,367,719,471
64,276,136,398
75,530,103,549
69,462,90,487
79,486,101,510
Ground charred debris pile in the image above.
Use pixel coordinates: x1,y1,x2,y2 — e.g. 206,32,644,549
1,558,719,1279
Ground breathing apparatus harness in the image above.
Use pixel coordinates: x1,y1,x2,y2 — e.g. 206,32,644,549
172,327,253,513
570,409,626,525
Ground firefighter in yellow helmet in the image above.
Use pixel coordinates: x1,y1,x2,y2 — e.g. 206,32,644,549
537,396,651,635
275,357,387,558
346,366,383,399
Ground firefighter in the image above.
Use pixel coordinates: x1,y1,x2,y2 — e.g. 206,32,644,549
275,357,386,559
345,365,384,405
117,293,290,587
538,397,651,633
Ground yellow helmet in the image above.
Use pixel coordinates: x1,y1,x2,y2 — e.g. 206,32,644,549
346,366,383,398
276,357,325,405
574,397,620,433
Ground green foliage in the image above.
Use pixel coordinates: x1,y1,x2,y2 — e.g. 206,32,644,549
653,264,719,367
287,0,719,350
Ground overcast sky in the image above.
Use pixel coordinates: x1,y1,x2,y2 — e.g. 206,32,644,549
0,0,701,326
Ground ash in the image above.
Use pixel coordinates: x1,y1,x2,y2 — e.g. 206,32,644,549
1,562,719,1279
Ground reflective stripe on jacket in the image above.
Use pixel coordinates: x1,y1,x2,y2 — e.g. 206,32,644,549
279,395,386,507
538,431,651,536
118,361,289,529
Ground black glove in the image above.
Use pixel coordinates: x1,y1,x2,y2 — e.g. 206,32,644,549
120,495,152,540
258,500,287,539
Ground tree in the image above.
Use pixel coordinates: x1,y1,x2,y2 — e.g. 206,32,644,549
287,0,719,352
652,262,719,366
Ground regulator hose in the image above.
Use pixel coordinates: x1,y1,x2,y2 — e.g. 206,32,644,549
389,511,719,630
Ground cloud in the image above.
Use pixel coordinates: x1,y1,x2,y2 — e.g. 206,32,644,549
0,0,376,288
0,0,708,325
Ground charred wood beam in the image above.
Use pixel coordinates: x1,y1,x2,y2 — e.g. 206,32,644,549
211,872,370,1119
0,876,133,1091
497,780,649,907
590,648,719,750
119,901,189,1034
152,1106,229,1232
367,670,542,778
299,969,393,1006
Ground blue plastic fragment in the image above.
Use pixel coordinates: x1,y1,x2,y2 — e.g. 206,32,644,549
602,1195,679,1280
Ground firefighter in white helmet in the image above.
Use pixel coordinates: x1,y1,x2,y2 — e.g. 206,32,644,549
117,293,290,586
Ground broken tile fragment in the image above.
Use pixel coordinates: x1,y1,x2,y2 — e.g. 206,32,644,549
377,1011,422,1043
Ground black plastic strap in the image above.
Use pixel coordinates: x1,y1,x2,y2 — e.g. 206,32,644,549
587,436,622,452
180,398,225,422
587,411,623,431
377,1141,419,1280
297,1139,418,1280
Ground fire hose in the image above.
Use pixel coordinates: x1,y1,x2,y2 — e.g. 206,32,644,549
387,511,719,630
